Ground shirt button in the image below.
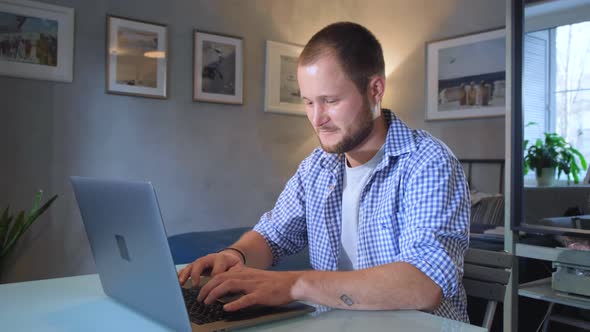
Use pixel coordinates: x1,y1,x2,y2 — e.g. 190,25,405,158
328,185,335,191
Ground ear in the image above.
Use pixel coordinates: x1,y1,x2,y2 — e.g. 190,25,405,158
368,75,385,105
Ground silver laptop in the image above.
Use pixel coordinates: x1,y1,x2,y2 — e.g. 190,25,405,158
71,176,314,332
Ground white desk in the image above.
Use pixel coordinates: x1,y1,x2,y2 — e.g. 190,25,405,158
0,271,486,332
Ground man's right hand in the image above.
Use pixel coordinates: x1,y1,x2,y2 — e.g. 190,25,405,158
178,250,245,287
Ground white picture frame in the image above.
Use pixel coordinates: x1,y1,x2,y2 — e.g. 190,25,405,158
193,30,243,104
264,40,305,116
106,15,168,99
426,28,506,121
0,0,74,82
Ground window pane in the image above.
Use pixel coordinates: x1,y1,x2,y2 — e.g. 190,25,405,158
555,90,590,161
555,22,590,92
553,21,590,178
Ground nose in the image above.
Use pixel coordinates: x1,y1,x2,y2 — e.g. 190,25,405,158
310,103,328,128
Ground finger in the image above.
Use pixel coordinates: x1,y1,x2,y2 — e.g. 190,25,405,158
228,264,242,272
177,265,185,278
189,255,215,287
210,257,228,276
178,263,198,281
177,264,192,285
197,273,226,302
223,293,258,312
204,279,247,305
198,268,252,302
177,264,191,286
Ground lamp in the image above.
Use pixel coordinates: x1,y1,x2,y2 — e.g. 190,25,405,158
144,51,166,59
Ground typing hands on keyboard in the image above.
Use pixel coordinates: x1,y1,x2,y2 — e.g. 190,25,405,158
182,287,282,325
182,287,226,324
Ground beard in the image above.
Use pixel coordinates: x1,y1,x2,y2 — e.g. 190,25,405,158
317,97,374,154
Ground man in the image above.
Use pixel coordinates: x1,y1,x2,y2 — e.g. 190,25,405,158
179,22,470,322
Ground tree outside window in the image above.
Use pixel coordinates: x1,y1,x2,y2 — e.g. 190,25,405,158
555,21,590,162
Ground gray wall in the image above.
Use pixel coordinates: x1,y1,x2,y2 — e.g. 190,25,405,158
0,0,505,283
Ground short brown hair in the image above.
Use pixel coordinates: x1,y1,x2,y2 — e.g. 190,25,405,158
298,22,385,95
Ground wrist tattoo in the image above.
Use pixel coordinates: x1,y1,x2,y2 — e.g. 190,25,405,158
340,294,354,306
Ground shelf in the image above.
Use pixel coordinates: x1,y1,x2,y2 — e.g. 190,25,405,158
515,244,590,265
519,277,590,310
524,183,590,189
515,243,564,260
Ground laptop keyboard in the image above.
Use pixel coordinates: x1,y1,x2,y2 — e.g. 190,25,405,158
182,287,226,324
181,287,291,325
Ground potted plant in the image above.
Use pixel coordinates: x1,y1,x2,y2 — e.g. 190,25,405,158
0,190,58,275
524,127,588,186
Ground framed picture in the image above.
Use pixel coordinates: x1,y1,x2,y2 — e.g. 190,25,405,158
264,40,304,116
193,30,243,104
0,0,74,82
106,15,168,99
426,28,506,120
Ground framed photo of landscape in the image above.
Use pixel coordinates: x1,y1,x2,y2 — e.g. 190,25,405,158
0,0,74,82
264,40,304,116
106,15,168,99
193,30,243,104
426,28,506,120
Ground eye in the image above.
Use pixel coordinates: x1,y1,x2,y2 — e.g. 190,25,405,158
324,98,338,104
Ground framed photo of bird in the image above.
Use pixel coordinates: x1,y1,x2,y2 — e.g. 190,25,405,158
193,30,243,104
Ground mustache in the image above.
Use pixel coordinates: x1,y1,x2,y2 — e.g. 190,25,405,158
317,126,338,132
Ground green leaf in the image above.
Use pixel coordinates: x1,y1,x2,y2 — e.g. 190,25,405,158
572,167,580,184
0,206,13,252
1,211,26,258
524,129,588,182
570,148,587,170
22,194,58,233
28,190,43,217
0,194,58,259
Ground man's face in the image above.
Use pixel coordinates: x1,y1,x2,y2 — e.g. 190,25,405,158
297,55,374,154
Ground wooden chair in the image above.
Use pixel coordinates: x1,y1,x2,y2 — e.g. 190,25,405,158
464,248,514,330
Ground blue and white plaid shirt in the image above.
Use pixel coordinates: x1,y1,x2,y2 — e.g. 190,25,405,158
253,110,470,322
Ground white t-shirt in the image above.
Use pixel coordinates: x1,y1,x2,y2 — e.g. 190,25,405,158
337,146,385,270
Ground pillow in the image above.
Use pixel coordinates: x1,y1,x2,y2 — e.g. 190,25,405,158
470,189,497,206
470,195,504,226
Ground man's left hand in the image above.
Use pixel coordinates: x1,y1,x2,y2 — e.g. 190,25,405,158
196,265,302,311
